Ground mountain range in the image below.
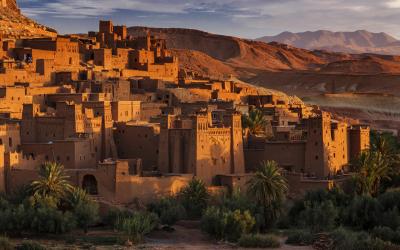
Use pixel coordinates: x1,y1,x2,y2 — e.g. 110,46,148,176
257,30,400,55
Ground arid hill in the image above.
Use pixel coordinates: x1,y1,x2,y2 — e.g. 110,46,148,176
129,26,400,77
257,30,400,55
129,26,351,74
0,1,56,38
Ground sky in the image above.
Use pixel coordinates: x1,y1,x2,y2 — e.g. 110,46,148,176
18,0,400,39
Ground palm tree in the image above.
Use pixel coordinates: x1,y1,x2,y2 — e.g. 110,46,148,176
373,135,400,168
353,151,390,196
246,161,288,226
31,162,73,200
242,108,268,136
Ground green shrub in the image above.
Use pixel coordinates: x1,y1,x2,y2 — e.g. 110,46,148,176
288,188,349,228
343,195,382,230
238,234,280,248
371,226,396,242
201,207,227,240
115,211,158,243
331,227,395,250
103,208,133,228
148,196,186,226
380,208,400,230
218,190,256,213
0,236,12,250
15,241,46,250
178,179,209,218
201,206,255,242
299,200,338,232
378,189,400,211
285,230,314,246
69,188,99,233
28,198,76,234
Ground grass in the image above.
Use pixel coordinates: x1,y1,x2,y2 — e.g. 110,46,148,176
238,234,281,248
285,230,314,246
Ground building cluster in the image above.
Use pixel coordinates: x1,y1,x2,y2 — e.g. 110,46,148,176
0,20,370,203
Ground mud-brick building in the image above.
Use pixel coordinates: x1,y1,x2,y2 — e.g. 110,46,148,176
158,110,245,185
245,112,370,178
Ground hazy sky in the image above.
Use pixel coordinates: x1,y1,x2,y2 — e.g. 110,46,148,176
19,0,400,38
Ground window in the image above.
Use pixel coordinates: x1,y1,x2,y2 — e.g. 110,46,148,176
315,155,319,160
8,137,12,147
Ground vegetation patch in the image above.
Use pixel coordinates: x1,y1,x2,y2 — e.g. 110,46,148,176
238,234,281,248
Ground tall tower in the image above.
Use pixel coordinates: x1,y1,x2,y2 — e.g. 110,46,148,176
224,112,245,174
146,31,151,51
305,112,333,178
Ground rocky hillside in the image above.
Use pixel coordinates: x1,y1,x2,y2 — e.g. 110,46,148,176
257,30,400,55
0,1,56,38
129,26,353,76
129,26,400,77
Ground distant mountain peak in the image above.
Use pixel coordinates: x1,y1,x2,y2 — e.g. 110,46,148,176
257,30,400,55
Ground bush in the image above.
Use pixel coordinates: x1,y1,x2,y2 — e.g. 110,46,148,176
148,196,186,226
115,211,158,243
238,234,280,248
179,179,209,218
370,226,400,245
28,197,76,234
201,206,255,242
0,236,12,250
343,195,382,230
103,208,133,228
378,189,400,211
380,208,400,230
299,200,338,232
217,190,256,213
15,241,46,250
69,188,99,233
331,227,395,250
371,226,396,242
288,188,349,228
285,230,314,246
